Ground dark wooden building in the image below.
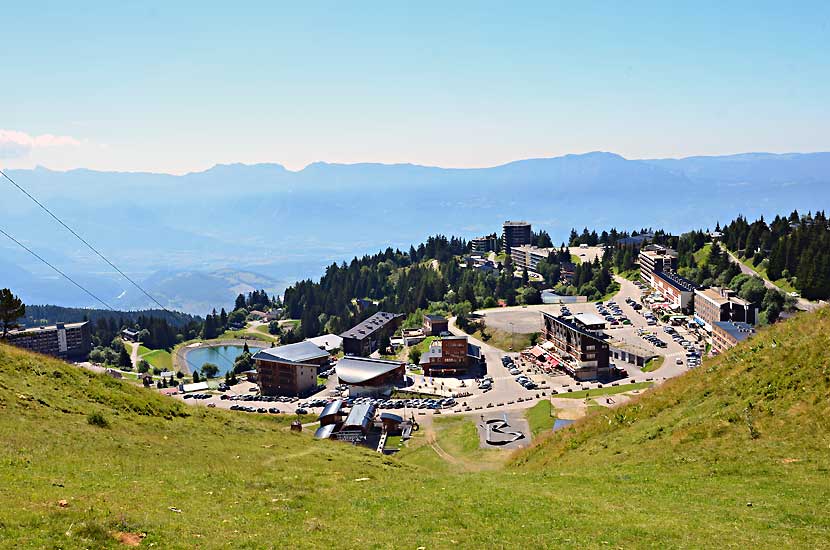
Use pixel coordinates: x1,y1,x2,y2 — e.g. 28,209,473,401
541,312,611,381
340,312,403,356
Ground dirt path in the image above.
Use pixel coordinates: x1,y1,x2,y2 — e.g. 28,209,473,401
422,419,460,465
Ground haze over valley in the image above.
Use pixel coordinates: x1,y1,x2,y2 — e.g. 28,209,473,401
4,151,829,313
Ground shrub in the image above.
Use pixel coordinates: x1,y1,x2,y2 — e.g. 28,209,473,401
87,411,110,428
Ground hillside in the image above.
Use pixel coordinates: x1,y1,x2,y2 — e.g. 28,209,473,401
2,308,830,548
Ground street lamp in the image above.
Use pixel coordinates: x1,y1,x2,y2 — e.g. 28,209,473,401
508,322,515,351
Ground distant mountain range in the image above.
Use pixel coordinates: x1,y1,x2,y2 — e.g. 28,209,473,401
3,151,829,314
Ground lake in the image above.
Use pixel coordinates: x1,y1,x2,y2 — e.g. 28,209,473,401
185,344,263,376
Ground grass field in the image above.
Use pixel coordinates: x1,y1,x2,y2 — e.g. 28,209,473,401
642,355,665,373
525,399,555,436
467,326,535,352
138,348,173,371
2,306,830,548
555,381,653,399
615,268,641,281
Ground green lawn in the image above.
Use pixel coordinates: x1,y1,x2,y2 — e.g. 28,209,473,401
525,399,555,436
615,268,641,281
555,381,653,399
136,346,173,372
642,355,665,373
570,253,582,264
467,326,535,352
693,242,713,266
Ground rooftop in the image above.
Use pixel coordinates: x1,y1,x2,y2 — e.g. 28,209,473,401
713,321,755,342
343,402,376,430
542,311,606,343
654,269,698,292
336,356,403,385
503,220,530,227
251,340,330,364
305,333,344,351
318,399,344,420
340,311,402,340
573,312,607,327
424,314,447,322
10,321,88,335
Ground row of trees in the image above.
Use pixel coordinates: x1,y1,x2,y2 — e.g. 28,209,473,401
721,210,830,300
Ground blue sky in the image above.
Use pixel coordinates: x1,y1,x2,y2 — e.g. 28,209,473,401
1,1,829,173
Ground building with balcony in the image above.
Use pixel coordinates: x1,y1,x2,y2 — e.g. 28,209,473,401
694,287,757,331
711,321,755,353
252,341,331,396
419,335,481,376
510,244,556,273
502,220,531,254
5,322,91,361
541,312,611,381
471,233,498,254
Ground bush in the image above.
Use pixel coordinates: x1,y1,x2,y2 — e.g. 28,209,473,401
87,411,109,428
137,360,150,374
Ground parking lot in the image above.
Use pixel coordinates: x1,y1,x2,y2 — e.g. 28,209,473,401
477,275,704,377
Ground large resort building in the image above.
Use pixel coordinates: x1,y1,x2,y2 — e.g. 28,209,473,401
541,312,612,381
638,244,697,313
694,287,757,331
252,340,331,396
5,322,92,361
638,244,678,282
510,244,555,273
340,311,404,356
470,233,497,254
502,220,531,254
335,356,405,397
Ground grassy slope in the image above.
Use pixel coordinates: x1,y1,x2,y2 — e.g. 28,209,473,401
1,307,829,548
516,307,830,545
525,399,554,436
139,349,173,371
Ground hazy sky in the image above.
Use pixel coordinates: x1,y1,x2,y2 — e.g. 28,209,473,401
2,1,829,174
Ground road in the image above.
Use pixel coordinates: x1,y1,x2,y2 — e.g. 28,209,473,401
725,250,820,312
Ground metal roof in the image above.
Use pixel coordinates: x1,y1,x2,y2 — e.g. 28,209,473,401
251,340,330,363
11,321,88,335
314,424,336,439
339,311,402,340
380,412,403,423
336,356,403,384
305,334,344,351
318,399,343,420
573,312,607,327
343,403,376,430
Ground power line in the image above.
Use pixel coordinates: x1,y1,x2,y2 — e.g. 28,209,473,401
0,226,116,310
1,170,255,375
1,168,170,312
0,224,240,377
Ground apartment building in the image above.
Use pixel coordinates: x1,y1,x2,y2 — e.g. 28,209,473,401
541,312,611,381
694,287,757,331
5,322,92,361
510,244,555,272
502,221,531,254
470,233,498,254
